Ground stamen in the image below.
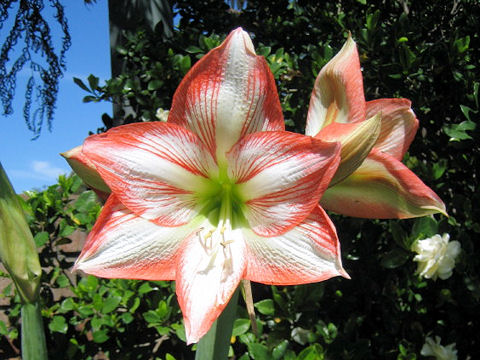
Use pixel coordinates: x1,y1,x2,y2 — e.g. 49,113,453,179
220,240,234,248
200,247,219,274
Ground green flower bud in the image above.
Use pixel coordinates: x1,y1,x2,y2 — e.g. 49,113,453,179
0,163,41,303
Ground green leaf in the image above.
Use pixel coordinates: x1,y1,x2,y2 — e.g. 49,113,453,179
49,315,68,334
77,305,94,317
120,312,134,324
138,282,153,295
297,344,324,360
74,191,98,213
272,340,288,359
92,329,109,343
248,343,270,360
232,318,250,336
412,217,438,240
87,74,99,90
443,120,476,141
147,79,164,90
33,231,49,247
56,274,70,288
254,299,274,316
82,95,97,103
173,323,186,342
155,325,171,336
432,159,447,180
58,297,75,313
454,35,470,53
179,55,192,75
143,310,162,324
101,295,122,314
130,296,141,312
460,105,475,121
317,322,337,344
0,320,8,335
73,77,90,92
185,45,203,54
58,222,75,238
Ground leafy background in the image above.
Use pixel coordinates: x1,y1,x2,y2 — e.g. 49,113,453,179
1,0,479,359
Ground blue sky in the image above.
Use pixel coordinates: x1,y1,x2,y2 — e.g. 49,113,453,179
1,1,111,193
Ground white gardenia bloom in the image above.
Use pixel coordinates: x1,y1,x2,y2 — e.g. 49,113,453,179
155,108,169,122
412,233,460,280
421,336,457,360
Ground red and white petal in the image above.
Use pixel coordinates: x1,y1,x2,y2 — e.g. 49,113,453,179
244,205,348,285
366,98,419,160
82,122,217,226
73,196,199,280
176,226,246,344
320,149,447,219
306,35,366,136
168,28,284,162
228,131,341,237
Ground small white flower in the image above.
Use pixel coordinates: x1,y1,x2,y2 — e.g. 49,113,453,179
412,233,460,280
421,336,457,360
155,108,170,122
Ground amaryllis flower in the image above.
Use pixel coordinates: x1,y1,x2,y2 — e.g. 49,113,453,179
67,28,348,344
305,35,446,219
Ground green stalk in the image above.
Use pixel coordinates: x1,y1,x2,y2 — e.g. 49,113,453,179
21,302,48,360
195,288,239,360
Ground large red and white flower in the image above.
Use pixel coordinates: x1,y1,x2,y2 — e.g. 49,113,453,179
68,28,347,344
305,35,446,219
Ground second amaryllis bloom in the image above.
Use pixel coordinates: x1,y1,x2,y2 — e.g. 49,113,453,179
305,35,446,219
66,28,348,344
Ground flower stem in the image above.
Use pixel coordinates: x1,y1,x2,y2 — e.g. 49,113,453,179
195,288,239,360
21,301,48,360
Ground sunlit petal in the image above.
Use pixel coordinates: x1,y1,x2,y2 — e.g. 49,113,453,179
74,196,200,280
169,28,284,162
366,98,419,160
306,35,366,136
228,131,341,236
176,225,246,344
82,122,217,226
245,205,348,285
320,149,447,218
317,113,381,185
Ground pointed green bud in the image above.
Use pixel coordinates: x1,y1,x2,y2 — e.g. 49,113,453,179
0,163,41,303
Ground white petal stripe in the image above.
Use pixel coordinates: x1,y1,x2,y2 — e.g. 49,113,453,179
74,196,198,280
176,224,246,343
244,206,348,285
169,28,284,162
83,122,217,226
228,131,341,236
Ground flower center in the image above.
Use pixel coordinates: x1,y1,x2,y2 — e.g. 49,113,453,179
195,176,243,276
198,168,246,230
